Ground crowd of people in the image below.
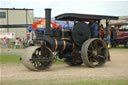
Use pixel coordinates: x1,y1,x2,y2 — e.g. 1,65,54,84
88,20,111,48
1,37,29,49
88,20,109,39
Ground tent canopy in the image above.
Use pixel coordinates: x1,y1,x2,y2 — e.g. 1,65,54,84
28,18,62,32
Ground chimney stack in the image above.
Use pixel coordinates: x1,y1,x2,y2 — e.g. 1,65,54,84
45,8,51,35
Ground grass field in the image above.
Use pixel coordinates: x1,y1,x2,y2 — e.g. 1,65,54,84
0,48,64,64
0,54,21,64
0,54,64,64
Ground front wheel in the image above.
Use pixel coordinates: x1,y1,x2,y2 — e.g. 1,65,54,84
22,46,54,71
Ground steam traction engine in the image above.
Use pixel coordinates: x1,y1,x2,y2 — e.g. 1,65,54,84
22,9,118,71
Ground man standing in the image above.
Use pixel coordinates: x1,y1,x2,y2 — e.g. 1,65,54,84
89,20,99,38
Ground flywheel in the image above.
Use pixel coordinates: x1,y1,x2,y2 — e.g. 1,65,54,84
72,22,90,46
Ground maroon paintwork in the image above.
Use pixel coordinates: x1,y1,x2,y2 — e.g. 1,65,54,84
117,31,128,44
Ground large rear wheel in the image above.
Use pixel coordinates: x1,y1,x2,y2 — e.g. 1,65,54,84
81,38,108,68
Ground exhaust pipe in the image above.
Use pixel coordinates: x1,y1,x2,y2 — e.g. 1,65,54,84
45,8,51,35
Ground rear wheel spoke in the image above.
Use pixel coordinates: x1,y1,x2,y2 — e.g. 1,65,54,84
88,50,93,55
98,54,103,57
90,43,95,50
93,41,98,49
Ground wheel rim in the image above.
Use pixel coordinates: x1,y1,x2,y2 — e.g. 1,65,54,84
81,38,108,67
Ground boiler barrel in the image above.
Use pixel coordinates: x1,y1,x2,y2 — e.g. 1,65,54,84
53,38,73,52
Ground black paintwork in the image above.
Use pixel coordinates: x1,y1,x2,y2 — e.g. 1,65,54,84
45,8,51,35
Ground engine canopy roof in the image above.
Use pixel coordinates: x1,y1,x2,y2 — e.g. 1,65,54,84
55,13,119,21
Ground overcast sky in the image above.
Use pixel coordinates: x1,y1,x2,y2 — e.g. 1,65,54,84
1,0,128,17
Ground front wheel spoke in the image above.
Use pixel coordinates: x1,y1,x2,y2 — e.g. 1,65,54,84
32,62,35,66
37,62,42,66
33,61,39,68
39,63,42,66
34,62,38,67
37,61,41,66
36,64,39,68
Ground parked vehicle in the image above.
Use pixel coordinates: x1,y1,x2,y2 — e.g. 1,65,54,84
110,23,128,48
